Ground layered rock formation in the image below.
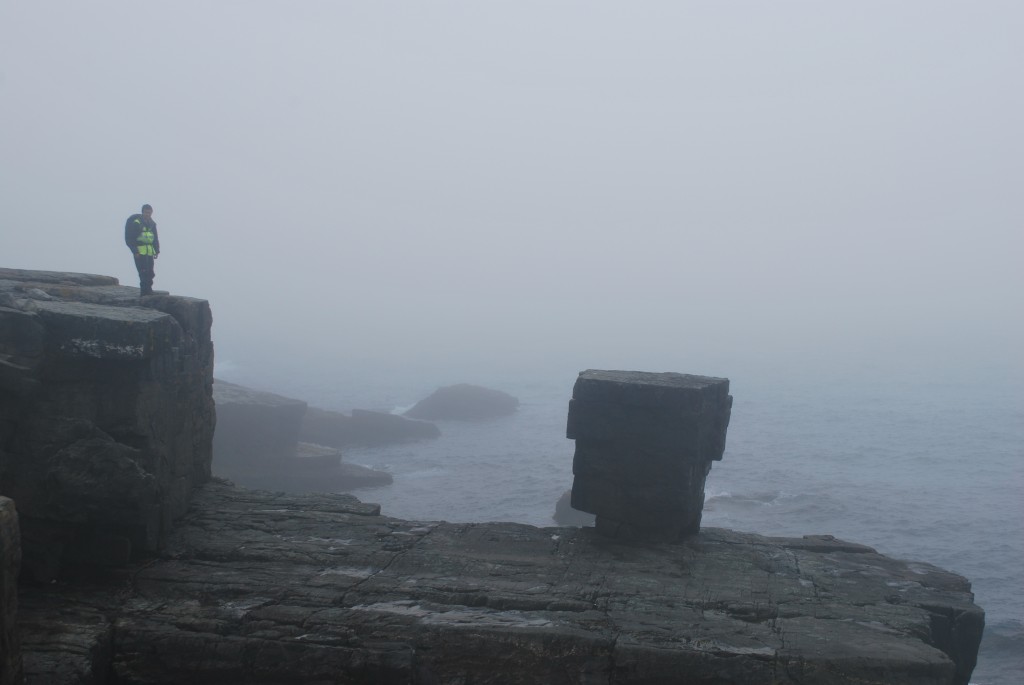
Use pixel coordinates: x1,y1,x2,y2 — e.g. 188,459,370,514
212,380,307,466
568,370,732,541
212,380,397,492
0,268,214,581
19,480,984,684
404,383,519,420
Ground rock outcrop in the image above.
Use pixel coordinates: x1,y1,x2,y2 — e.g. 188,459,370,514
0,268,214,581
404,383,519,420
19,480,984,684
212,380,395,492
212,380,308,466
568,370,732,541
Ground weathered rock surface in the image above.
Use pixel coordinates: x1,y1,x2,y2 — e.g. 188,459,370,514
0,497,22,685
212,381,396,492
569,370,732,541
0,268,215,581
212,379,308,466
404,383,519,421
18,480,982,684
19,584,115,685
301,406,440,447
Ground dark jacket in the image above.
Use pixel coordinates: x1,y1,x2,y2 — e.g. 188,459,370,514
125,214,160,255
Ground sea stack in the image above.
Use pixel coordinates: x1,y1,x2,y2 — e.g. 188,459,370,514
567,369,732,541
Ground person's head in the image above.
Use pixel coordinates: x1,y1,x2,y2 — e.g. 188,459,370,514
141,204,153,218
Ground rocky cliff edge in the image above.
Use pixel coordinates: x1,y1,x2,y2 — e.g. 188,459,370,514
0,269,983,684
0,268,215,581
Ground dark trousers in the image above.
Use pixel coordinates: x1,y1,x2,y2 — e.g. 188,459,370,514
134,254,156,295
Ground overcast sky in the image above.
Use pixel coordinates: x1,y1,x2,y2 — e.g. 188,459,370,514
2,2,1021,386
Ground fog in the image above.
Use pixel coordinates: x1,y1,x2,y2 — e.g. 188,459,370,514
3,1,1021,387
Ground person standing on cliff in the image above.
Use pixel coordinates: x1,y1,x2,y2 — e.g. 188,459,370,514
124,204,160,296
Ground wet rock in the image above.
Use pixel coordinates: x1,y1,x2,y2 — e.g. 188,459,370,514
404,383,519,421
19,582,115,685
18,481,984,684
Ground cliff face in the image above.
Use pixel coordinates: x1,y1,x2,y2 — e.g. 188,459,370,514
0,268,215,580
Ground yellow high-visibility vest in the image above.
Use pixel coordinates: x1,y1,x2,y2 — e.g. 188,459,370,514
135,219,157,256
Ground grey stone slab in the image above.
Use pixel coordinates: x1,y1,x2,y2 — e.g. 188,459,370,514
32,301,174,361
14,481,983,684
572,370,730,410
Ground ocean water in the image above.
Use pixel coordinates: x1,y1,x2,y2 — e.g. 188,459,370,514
232,363,1023,685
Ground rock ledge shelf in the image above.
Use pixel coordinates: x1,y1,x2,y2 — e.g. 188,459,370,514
21,480,982,684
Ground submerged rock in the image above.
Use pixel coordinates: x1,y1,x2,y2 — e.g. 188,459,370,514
404,383,519,420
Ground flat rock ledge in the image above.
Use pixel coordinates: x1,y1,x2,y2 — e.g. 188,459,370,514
19,480,982,685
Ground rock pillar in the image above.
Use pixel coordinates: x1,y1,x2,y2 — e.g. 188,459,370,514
0,497,22,685
567,370,732,541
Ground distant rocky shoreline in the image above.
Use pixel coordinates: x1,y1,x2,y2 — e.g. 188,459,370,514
212,378,427,492
0,268,984,684
211,379,524,494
